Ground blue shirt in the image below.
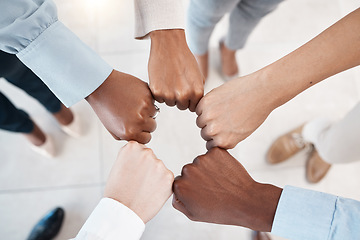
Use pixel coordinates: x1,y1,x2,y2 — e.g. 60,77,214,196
272,185,360,239
0,0,113,107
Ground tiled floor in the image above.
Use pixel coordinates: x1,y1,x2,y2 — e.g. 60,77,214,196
1,0,360,239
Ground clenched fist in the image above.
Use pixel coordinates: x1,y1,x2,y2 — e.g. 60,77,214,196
104,141,174,223
173,148,282,232
196,75,275,149
149,29,204,112
86,70,157,144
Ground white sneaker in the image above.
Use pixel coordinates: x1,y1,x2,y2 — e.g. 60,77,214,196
60,113,82,138
30,135,56,158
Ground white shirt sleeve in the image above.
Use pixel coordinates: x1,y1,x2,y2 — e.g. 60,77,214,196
0,0,112,107
134,0,185,39
73,198,145,240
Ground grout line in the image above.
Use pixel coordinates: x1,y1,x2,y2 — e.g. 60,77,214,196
0,182,106,195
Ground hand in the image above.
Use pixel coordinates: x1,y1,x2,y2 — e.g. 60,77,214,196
172,148,282,232
86,70,157,144
149,29,204,112
196,74,276,149
104,141,174,223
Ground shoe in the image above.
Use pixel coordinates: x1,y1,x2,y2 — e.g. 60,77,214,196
252,231,272,240
219,40,239,81
27,207,65,240
306,149,331,183
267,125,309,164
30,135,56,158
60,113,82,138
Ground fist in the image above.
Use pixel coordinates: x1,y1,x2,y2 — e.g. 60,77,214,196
196,76,274,149
104,141,174,223
172,148,282,232
149,29,204,112
86,70,157,143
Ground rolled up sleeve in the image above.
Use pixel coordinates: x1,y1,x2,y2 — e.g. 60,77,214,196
271,185,360,240
0,0,112,107
134,0,185,39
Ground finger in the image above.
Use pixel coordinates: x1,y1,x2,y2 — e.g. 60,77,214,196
143,118,157,133
206,140,217,150
133,132,152,144
176,98,190,111
109,131,121,140
200,126,213,141
195,98,204,116
164,98,176,107
172,195,192,217
189,90,203,112
196,114,207,128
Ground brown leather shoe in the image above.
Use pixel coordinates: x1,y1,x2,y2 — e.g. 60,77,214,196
267,125,308,164
306,149,331,183
252,231,272,240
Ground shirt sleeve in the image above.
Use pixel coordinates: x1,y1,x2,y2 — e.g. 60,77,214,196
134,0,185,39
73,198,145,240
271,185,360,240
0,0,113,107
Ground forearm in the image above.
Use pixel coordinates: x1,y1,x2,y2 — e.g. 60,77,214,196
257,8,360,109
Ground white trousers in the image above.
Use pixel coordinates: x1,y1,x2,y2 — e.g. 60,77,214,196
302,103,360,164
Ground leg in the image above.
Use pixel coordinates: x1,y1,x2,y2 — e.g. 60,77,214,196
0,92,45,146
0,51,73,125
303,102,360,164
221,0,284,77
187,0,239,79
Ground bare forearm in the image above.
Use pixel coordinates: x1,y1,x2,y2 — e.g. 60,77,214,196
258,8,360,108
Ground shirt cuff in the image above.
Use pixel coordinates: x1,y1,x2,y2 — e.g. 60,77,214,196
16,20,112,107
271,185,337,240
76,198,145,240
134,0,185,39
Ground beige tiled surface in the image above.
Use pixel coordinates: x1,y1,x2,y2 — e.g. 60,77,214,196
1,0,360,239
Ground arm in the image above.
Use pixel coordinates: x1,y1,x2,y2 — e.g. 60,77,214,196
172,148,360,239
74,141,174,240
0,0,157,143
134,0,204,112
196,7,360,149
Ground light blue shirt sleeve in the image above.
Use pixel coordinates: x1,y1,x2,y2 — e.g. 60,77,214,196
271,185,360,240
0,0,113,107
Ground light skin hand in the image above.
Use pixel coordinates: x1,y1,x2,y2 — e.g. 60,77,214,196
196,8,360,150
104,141,174,223
149,29,204,112
172,148,282,232
86,70,157,144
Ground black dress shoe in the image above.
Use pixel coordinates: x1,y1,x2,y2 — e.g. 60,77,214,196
27,207,65,240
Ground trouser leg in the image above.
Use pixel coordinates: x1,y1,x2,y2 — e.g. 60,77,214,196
0,51,61,114
225,0,284,50
187,0,240,55
0,92,34,133
302,102,360,164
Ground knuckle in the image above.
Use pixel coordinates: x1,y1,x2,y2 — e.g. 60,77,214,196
181,164,195,176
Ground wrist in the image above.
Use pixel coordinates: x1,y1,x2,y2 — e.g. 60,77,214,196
253,183,282,232
150,29,187,48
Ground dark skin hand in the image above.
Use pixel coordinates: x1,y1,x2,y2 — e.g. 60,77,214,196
86,70,157,143
149,29,204,112
172,148,282,232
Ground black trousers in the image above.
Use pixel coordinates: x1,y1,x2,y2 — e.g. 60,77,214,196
0,51,61,133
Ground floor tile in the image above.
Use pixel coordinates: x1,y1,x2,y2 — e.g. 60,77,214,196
0,185,102,240
0,81,103,190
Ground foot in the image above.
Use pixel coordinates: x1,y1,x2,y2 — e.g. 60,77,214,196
252,231,272,240
195,52,209,81
306,150,331,183
53,105,82,137
219,41,239,80
23,122,46,146
27,207,65,240
267,125,309,164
